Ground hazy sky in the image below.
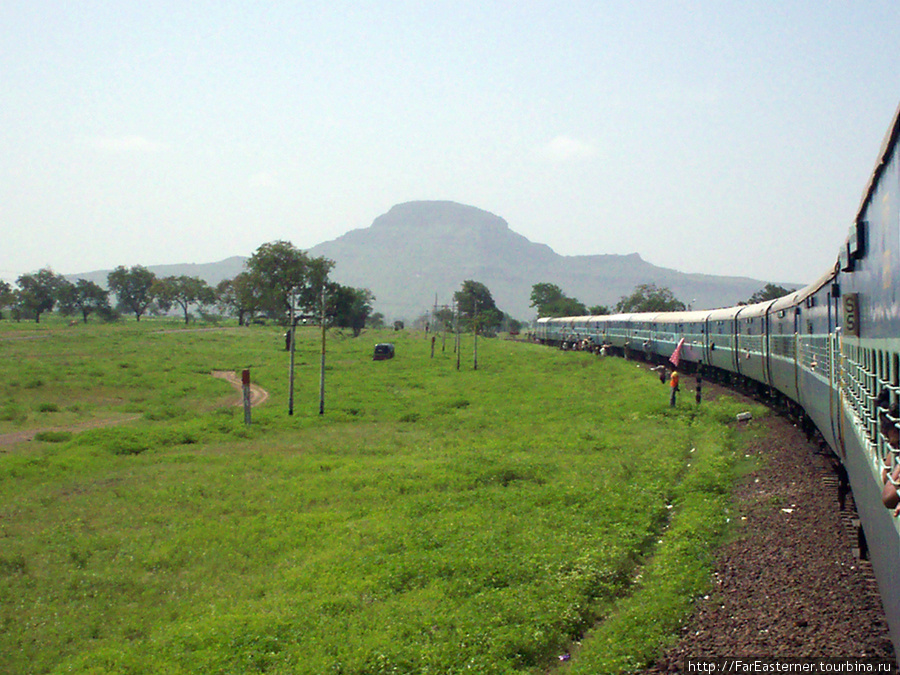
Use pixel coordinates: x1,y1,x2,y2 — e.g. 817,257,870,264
3,1,899,288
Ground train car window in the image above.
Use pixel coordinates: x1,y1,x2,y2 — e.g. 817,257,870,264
849,220,867,260
840,244,853,272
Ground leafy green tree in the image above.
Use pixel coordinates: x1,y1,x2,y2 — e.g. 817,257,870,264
328,285,375,337
454,280,503,333
245,240,334,320
745,283,792,305
433,307,455,330
155,275,216,324
529,282,588,317
0,280,13,320
216,273,262,325
56,279,111,323
615,283,686,313
530,282,564,313
588,305,610,315
16,268,67,323
366,312,386,329
108,266,158,321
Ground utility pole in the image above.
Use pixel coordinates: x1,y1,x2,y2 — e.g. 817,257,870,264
319,284,326,415
473,298,478,371
242,369,252,425
455,298,461,371
288,287,297,416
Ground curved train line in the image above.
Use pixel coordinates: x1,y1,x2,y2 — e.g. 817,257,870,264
535,101,900,657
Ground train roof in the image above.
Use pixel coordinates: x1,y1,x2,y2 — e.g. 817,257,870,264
769,264,838,312
705,306,743,321
857,100,900,222
535,266,837,325
647,309,717,324
735,300,776,319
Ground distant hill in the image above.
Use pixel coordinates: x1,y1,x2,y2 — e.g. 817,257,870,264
69,256,247,289
71,201,791,321
308,201,784,320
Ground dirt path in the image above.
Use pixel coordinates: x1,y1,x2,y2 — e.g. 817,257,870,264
210,369,270,407
0,370,270,449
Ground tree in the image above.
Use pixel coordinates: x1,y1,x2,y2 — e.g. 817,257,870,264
328,285,375,337
454,280,503,333
433,307,455,330
0,280,13,320
588,305,610,315
367,312,386,329
16,268,67,323
529,282,587,317
56,279,111,323
108,265,157,321
216,273,262,325
615,283,686,313
245,240,334,320
155,275,216,324
745,283,792,305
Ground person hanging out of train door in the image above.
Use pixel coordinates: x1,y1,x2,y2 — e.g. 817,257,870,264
877,389,897,484
878,399,900,516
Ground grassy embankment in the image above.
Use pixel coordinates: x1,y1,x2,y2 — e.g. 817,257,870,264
0,318,766,674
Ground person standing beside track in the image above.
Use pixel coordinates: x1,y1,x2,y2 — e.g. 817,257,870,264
669,368,680,407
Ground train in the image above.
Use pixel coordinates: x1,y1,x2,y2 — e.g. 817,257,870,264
534,101,900,656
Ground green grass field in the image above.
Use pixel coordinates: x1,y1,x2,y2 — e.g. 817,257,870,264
0,318,766,674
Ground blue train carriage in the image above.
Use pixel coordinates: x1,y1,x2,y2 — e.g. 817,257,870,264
535,315,606,350
735,300,775,389
534,316,550,343
536,316,567,345
572,315,607,349
704,306,741,375
627,313,656,358
794,267,841,451
603,313,639,353
649,309,710,367
767,288,805,402
835,102,900,655
534,317,547,342
582,315,610,350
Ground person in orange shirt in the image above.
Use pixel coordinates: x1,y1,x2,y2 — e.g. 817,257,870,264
669,368,680,408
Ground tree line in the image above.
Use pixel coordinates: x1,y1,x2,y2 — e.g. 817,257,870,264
0,240,793,332
529,281,793,317
0,241,377,336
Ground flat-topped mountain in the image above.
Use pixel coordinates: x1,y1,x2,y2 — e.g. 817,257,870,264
309,200,776,320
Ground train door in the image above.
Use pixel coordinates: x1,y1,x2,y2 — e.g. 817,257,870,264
829,290,844,456
762,310,771,387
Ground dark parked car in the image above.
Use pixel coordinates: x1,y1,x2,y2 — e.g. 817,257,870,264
373,343,395,361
